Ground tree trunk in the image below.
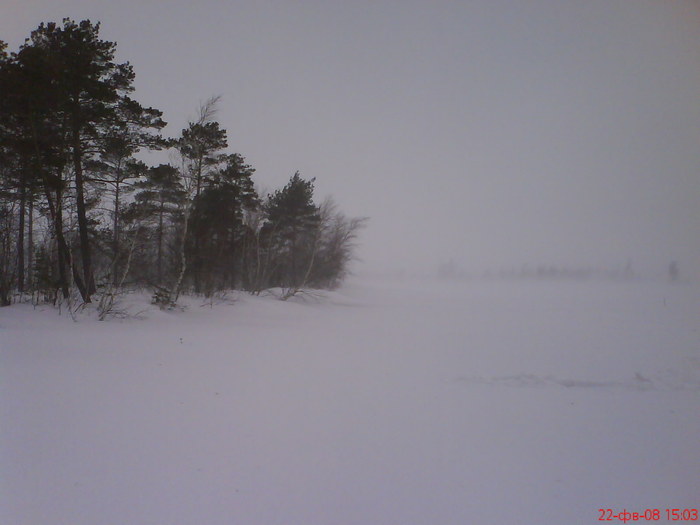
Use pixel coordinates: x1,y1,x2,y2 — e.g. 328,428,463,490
112,180,120,284
43,183,70,299
171,202,191,304
16,183,26,294
72,126,95,301
157,199,164,284
27,194,34,292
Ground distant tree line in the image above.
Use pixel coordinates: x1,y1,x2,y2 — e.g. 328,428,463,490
0,19,365,308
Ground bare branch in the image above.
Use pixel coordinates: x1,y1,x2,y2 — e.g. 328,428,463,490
197,95,222,125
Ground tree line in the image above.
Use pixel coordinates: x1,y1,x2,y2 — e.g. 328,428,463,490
0,19,365,308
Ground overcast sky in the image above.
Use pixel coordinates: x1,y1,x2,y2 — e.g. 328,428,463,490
4,0,700,278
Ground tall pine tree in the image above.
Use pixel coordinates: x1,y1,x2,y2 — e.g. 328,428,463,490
263,172,320,290
21,19,144,302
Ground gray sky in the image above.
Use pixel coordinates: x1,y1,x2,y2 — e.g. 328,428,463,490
4,0,700,278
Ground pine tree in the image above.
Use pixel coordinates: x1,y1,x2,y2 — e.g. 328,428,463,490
263,172,320,290
177,97,228,199
87,95,166,278
187,154,258,293
0,35,69,298
16,19,157,302
131,164,185,285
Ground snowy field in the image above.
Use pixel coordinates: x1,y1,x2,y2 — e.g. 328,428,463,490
1,277,698,524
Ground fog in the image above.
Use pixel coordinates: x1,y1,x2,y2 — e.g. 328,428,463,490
4,0,700,279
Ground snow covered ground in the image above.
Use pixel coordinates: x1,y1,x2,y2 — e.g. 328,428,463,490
1,277,698,524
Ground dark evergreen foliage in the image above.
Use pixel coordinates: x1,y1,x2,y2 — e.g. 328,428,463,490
262,172,321,289
0,20,365,310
